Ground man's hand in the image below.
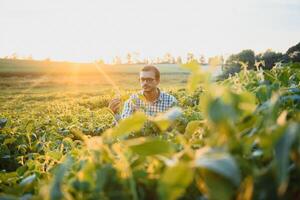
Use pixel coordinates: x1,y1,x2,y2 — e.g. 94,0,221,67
108,98,121,114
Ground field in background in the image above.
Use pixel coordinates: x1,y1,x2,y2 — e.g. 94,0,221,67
0,59,223,93
0,59,194,95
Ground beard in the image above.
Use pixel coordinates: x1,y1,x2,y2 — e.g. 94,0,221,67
142,85,155,92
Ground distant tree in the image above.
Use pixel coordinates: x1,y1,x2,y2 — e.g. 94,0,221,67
171,57,176,64
112,56,122,65
256,49,284,70
186,52,195,63
126,53,132,64
163,53,175,64
286,42,300,63
225,49,255,69
222,49,255,78
225,54,237,67
199,55,206,64
237,49,255,69
223,54,241,75
155,57,161,64
11,53,18,59
132,52,141,64
176,56,182,64
143,58,150,64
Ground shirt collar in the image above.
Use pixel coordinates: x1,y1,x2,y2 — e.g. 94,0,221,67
152,88,163,103
157,88,163,102
139,88,162,103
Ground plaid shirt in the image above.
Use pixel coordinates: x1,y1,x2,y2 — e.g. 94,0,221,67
120,89,177,119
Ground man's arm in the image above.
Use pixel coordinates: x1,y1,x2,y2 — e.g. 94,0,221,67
120,98,136,119
168,94,178,108
172,96,178,106
108,95,137,124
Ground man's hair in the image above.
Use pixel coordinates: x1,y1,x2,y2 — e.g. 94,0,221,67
141,65,160,80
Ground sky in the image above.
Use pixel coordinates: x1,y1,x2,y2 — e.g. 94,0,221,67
0,0,299,62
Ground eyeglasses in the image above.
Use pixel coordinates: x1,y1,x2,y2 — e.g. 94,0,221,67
139,78,155,83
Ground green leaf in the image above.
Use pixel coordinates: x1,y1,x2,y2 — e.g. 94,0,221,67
3,138,16,145
255,85,272,103
197,169,236,200
181,60,200,72
158,162,194,200
206,97,236,124
184,120,203,138
153,119,170,132
187,71,203,93
152,107,182,131
19,174,36,187
194,148,240,200
112,112,147,138
16,165,28,176
237,91,257,115
0,118,8,129
25,119,35,133
50,157,73,200
47,151,63,161
181,61,209,93
127,137,175,156
194,148,241,186
79,161,95,189
275,123,299,195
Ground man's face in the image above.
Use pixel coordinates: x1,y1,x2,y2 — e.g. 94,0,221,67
139,70,159,92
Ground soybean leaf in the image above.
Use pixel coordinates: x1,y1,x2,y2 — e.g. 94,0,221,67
47,151,63,161
111,112,147,138
197,168,236,200
184,120,203,138
19,174,36,187
152,107,182,131
275,123,299,195
127,137,175,156
0,118,8,129
194,148,241,186
158,162,194,200
50,157,73,200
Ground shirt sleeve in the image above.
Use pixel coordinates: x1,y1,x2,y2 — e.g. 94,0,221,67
171,95,178,107
121,98,136,119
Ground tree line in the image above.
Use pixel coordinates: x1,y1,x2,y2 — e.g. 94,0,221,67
222,42,300,78
100,52,210,65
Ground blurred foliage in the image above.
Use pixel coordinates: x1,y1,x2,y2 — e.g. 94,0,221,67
0,60,300,200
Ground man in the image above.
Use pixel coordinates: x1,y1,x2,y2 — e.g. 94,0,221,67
108,65,177,120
